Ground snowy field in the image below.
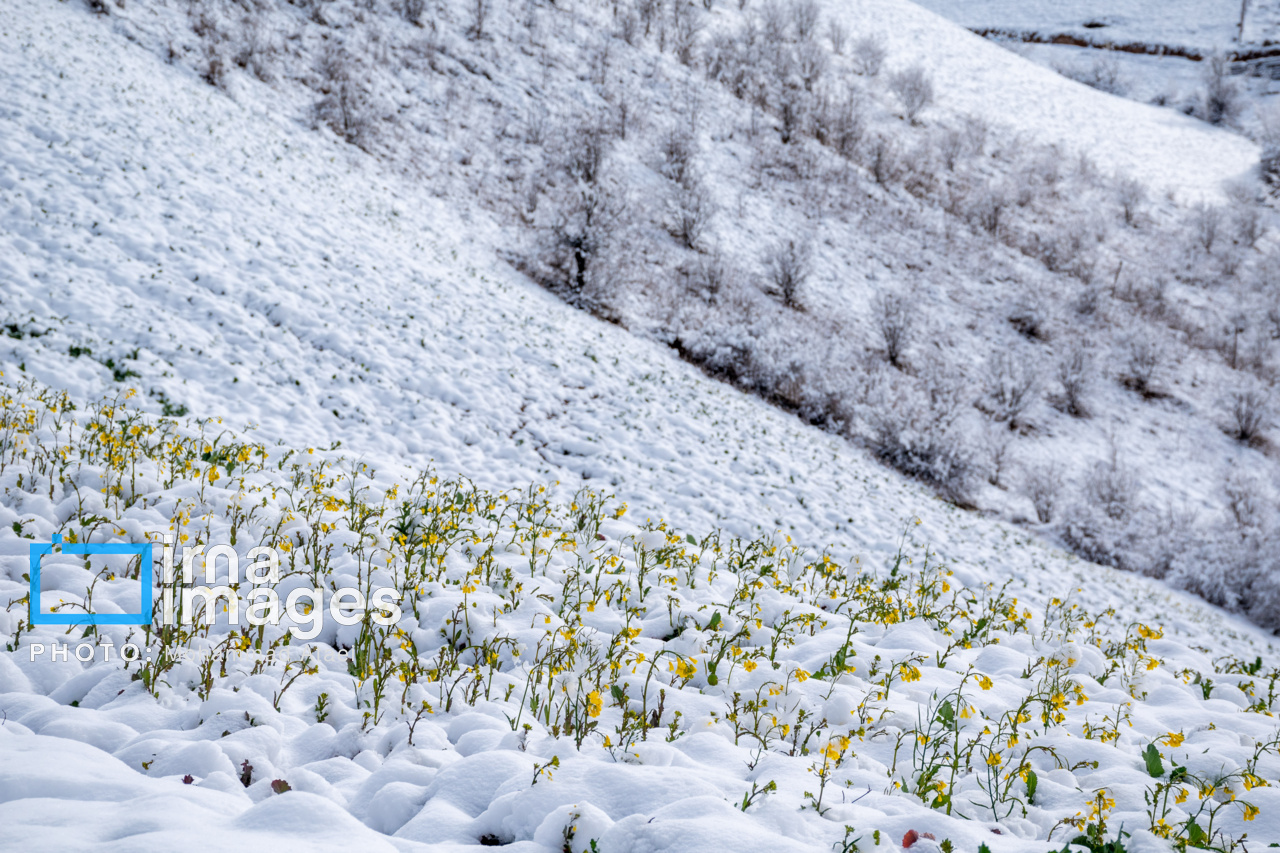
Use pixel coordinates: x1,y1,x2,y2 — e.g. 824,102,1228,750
1,0,1279,851
910,0,1280,51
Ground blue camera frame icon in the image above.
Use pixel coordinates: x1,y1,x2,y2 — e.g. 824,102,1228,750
29,534,153,626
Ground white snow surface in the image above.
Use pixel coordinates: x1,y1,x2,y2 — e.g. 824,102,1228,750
826,0,1259,204
0,0,1278,851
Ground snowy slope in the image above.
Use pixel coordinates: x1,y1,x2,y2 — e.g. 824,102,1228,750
1,0,1279,851
822,0,1259,203
910,0,1280,51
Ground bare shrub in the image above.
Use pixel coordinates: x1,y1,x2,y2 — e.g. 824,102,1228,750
1199,53,1242,126
777,83,807,144
765,239,811,308
234,15,275,83
760,1,789,45
1023,461,1062,523
865,361,976,500
1226,387,1272,443
1057,51,1126,96
1116,175,1145,226
314,47,378,151
980,351,1038,426
850,34,887,77
692,252,728,302
1122,331,1163,395
544,179,631,310
966,186,1007,236
1008,299,1048,341
890,66,933,122
812,85,866,158
659,128,696,184
865,133,899,185
1223,469,1267,531
873,291,913,368
202,45,228,88
1190,202,1223,253
1232,202,1266,249
827,18,847,55
1262,144,1280,194
468,0,490,40
564,117,613,185
796,40,828,91
403,0,426,26
899,143,938,199
671,4,703,66
1084,447,1138,522
791,0,820,41
984,427,1015,488
1054,342,1092,417
668,178,715,250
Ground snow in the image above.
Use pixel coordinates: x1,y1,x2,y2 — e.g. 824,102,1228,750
827,0,1259,203
909,0,1280,51
0,0,1278,850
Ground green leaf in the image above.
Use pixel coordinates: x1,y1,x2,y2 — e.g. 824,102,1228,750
686,534,697,546
706,611,722,631
1186,817,1207,846
610,685,626,704
1025,768,1038,804
1142,743,1165,778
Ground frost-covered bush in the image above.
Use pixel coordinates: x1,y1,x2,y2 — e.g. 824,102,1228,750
812,84,866,158
1057,52,1126,97
1116,176,1145,227
864,362,976,500
765,239,810,309
850,34,886,77
889,65,933,123
314,46,379,151
873,290,913,368
864,133,899,185
1225,387,1271,443
1189,202,1223,253
1198,53,1242,127
1022,461,1061,523
668,178,715,250
1121,331,1163,396
1053,342,1091,418
1262,144,1280,194
1061,452,1144,570
791,0,820,42
979,350,1038,426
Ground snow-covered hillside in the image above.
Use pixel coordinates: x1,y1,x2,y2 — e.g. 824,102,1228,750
1,0,1279,850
